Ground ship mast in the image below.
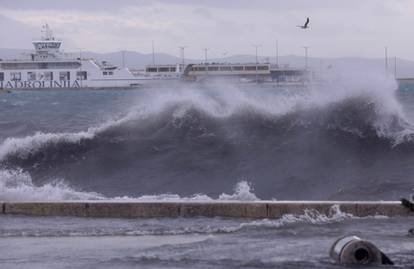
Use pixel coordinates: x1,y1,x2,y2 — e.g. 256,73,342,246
41,23,55,41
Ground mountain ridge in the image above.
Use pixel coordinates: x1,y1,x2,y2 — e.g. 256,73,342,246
1,48,413,77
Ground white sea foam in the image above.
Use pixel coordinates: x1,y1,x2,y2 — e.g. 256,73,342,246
0,205,356,238
0,168,103,201
108,181,258,202
111,193,214,202
218,181,259,201
193,204,358,234
0,69,410,164
0,131,95,161
0,69,412,201
0,112,138,162
126,71,413,143
238,204,354,230
0,174,258,202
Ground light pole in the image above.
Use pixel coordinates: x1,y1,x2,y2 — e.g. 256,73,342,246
384,46,388,75
303,46,309,70
252,44,262,83
152,40,156,66
78,47,84,88
121,50,126,68
394,56,397,78
203,48,209,63
275,39,279,67
252,44,262,64
178,46,187,65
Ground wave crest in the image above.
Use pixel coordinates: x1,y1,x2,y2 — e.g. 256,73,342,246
0,168,103,201
1,76,414,200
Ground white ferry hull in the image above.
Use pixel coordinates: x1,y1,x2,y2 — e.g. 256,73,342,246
0,59,155,90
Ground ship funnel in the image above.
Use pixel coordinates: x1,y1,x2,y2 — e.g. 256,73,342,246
329,236,393,265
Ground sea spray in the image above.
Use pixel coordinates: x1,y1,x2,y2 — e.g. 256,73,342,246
0,168,103,201
1,71,414,200
218,181,258,201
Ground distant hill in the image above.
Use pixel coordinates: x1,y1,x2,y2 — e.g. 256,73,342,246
1,48,413,77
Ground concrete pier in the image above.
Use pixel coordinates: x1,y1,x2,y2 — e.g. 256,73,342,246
0,201,412,219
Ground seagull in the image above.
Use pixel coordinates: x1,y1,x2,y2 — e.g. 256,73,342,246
297,17,310,29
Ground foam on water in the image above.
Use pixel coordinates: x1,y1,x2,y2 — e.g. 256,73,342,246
0,168,103,201
0,172,258,202
0,205,357,237
1,70,414,201
0,114,135,161
236,204,354,231
218,181,259,201
0,70,409,164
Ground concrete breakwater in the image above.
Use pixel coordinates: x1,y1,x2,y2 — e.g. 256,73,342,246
0,201,412,219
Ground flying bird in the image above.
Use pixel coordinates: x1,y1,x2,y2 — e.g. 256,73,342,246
297,17,310,29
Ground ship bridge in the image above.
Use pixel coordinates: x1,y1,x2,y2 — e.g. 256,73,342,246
31,24,62,60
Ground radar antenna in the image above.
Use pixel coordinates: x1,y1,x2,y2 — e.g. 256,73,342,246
41,23,55,41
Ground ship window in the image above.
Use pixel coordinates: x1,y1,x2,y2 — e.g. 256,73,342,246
108,71,113,75
43,72,53,81
103,71,108,75
158,67,170,72
34,42,61,50
232,66,243,71
170,67,176,72
219,66,232,71
76,71,87,80
146,67,157,72
27,72,36,81
59,71,70,81
0,62,80,70
0,72,3,81
193,66,206,71
245,66,257,71
257,65,269,70
10,72,21,81
208,66,219,71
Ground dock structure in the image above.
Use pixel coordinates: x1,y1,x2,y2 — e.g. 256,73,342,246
183,63,308,83
397,78,414,86
0,201,412,219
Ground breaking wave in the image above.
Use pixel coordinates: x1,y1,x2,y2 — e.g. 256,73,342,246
0,168,103,201
1,72,414,201
0,170,257,202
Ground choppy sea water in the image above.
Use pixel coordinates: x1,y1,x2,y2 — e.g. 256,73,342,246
1,212,414,268
1,72,414,267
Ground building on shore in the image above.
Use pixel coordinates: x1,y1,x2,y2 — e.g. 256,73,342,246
183,63,309,84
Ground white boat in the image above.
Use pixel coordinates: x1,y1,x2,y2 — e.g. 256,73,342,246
0,24,151,89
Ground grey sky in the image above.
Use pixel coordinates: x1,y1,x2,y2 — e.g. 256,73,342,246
0,0,412,60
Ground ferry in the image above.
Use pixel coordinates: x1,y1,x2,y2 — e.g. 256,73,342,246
0,24,151,90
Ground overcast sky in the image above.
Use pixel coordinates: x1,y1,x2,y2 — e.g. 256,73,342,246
0,0,413,60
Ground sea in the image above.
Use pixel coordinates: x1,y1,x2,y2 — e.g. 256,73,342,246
1,71,414,268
